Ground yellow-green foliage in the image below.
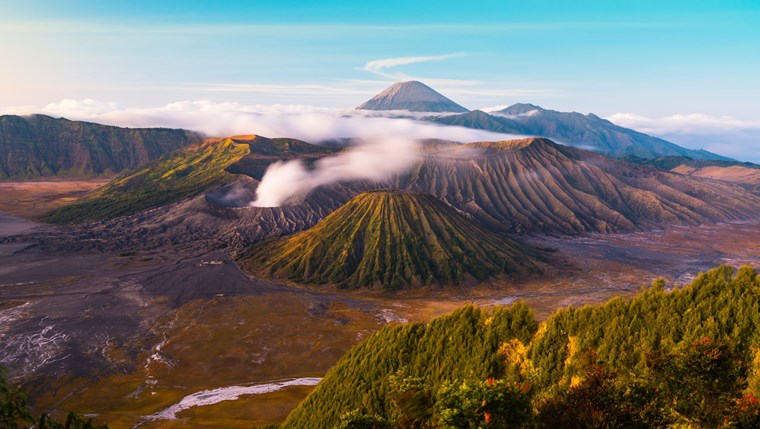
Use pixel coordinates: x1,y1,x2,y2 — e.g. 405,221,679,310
44,138,250,223
283,265,760,428
283,303,537,428
241,191,542,289
525,266,760,391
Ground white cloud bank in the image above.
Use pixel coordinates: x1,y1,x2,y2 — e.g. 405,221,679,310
3,98,515,144
608,113,760,163
3,98,524,206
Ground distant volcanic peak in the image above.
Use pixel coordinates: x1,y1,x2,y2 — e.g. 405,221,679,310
499,103,545,115
241,190,541,289
356,81,469,112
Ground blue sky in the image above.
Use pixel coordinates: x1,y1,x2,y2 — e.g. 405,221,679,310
1,0,759,160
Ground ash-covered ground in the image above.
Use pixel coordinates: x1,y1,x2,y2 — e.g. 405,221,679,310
1,211,759,428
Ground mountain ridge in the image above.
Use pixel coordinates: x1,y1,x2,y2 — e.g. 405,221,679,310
430,105,730,161
0,114,202,179
34,137,760,254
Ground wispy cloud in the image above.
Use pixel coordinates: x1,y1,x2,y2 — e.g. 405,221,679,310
360,53,475,85
363,53,463,77
607,112,760,134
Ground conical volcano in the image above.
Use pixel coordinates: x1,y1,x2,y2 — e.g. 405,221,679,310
357,81,469,113
240,191,542,289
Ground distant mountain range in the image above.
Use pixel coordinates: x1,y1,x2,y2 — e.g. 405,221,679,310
0,114,202,179
357,82,732,161
432,104,730,160
0,84,740,183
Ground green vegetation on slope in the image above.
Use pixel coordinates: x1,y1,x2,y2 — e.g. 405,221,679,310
282,265,760,428
240,191,542,289
43,138,250,224
284,303,538,428
42,134,337,224
0,114,201,180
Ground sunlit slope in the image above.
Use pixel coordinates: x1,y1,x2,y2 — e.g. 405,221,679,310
282,265,760,428
399,138,760,234
44,138,251,224
240,191,542,289
43,135,336,224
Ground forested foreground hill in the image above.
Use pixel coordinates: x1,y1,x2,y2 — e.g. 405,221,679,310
281,266,760,429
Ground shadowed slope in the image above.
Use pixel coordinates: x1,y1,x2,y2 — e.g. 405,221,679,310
240,191,542,289
0,114,201,179
396,138,760,234
624,155,760,191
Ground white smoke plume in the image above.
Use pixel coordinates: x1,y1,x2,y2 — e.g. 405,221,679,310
251,137,420,207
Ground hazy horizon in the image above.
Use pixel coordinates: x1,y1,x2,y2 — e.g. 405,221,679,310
2,0,759,161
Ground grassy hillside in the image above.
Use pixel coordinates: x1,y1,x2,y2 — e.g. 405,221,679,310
0,114,201,179
282,265,760,428
43,138,250,224
240,191,543,289
42,135,337,224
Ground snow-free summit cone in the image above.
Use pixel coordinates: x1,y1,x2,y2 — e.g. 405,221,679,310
240,191,542,289
356,81,469,113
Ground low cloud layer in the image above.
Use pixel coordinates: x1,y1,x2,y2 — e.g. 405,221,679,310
4,98,524,207
251,137,420,207
5,98,515,144
608,113,760,163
